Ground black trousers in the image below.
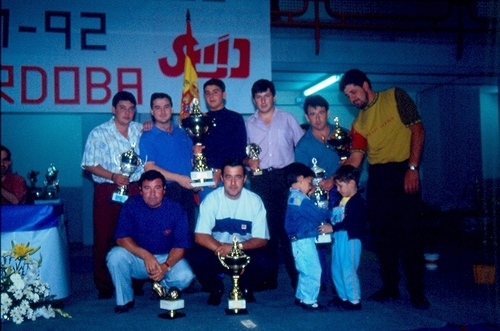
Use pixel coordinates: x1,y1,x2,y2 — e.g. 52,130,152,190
165,182,197,237
367,161,425,296
249,168,298,288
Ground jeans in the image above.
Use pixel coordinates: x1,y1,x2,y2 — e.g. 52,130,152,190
292,237,321,304
331,231,362,303
107,246,195,306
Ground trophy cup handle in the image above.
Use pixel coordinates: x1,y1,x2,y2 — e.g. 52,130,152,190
217,252,229,269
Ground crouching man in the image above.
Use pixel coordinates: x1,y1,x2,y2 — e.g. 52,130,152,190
107,170,195,313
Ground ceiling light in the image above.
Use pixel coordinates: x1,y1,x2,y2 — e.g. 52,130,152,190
303,75,341,96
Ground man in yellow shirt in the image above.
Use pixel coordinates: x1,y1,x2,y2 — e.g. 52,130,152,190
339,69,429,310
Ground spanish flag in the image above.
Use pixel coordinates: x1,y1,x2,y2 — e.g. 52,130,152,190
180,10,199,121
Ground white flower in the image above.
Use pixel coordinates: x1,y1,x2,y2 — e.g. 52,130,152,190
35,306,55,319
12,314,24,324
1,242,69,324
13,289,24,300
1,293,12,308
10,273,25,290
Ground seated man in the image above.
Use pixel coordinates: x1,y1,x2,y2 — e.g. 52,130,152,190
1,145,27,205
190,158,271,306
106,170,195,314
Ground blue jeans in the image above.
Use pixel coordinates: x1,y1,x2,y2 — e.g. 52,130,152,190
107,246,195,306
331,231,362,303
292,237,321,304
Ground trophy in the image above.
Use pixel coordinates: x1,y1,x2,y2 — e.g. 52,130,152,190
43,163,59,199
111,143,142,203
310,159,331,244
218,236,251,315
27,170,42,203
245,143,262,176
326,117,352,160
181,98,215,187
153,284,186,319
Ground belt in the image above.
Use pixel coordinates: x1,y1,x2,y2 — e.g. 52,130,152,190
262,167,282,173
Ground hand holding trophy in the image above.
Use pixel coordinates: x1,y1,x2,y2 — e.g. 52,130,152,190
111,143,142,203
245,143,262,176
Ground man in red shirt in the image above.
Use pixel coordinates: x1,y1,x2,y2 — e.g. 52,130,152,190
1,145,27,205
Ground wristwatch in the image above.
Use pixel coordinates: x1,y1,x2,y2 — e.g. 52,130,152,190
238,242,244,250
408,165,418,171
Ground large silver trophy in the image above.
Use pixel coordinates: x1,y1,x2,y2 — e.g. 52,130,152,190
43,163,59,199
111,143,142,203
181,98,215,187
310,158,331,244
153,284,186,319
327,117,352,160
245,143,262,176
218,236,251,315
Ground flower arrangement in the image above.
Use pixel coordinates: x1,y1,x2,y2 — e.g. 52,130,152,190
1,241,70,324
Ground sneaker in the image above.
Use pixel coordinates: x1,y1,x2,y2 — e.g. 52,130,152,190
327,296,345,308
114,300,135,314
299,302,325,311
342,301,362,311
368,288,400,302
207,290,223,306
410,294,430,310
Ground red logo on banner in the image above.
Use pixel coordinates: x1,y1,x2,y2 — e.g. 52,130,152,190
158,34,250,79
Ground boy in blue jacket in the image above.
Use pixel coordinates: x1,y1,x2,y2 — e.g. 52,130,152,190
320,165,367,310
284,162,331,310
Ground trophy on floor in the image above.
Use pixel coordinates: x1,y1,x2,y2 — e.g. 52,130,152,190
43,163,59,199
111,143,142,203
181,98,215,187
218,236,251,315
327,117,351,160
153,283,186,319
246,143,262,176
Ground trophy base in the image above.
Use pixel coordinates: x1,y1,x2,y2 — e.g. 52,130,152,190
225,299,247,315
111,192,129,204
158,311,186,319
252,169,263,176
191,170,215,187
160,299,185,310
158,299,185,319
225,308,248,315
315,234,332,244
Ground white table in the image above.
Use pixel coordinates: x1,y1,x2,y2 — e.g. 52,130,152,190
1,201,71,299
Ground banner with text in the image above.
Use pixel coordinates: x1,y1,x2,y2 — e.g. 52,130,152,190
1,0,271,113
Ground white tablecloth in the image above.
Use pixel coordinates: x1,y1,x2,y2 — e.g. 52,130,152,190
1,202,71,299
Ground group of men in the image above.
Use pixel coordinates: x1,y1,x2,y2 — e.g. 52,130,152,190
80,69,429,313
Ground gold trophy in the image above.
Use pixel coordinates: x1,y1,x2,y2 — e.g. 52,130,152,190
111,143,142,203
327,117,352,160
153,284,186,319
181,98,215,187
218,236,251,315
245,143,262,176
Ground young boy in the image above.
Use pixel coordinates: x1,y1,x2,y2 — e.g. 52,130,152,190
320,165,367,310
284,162,331,310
